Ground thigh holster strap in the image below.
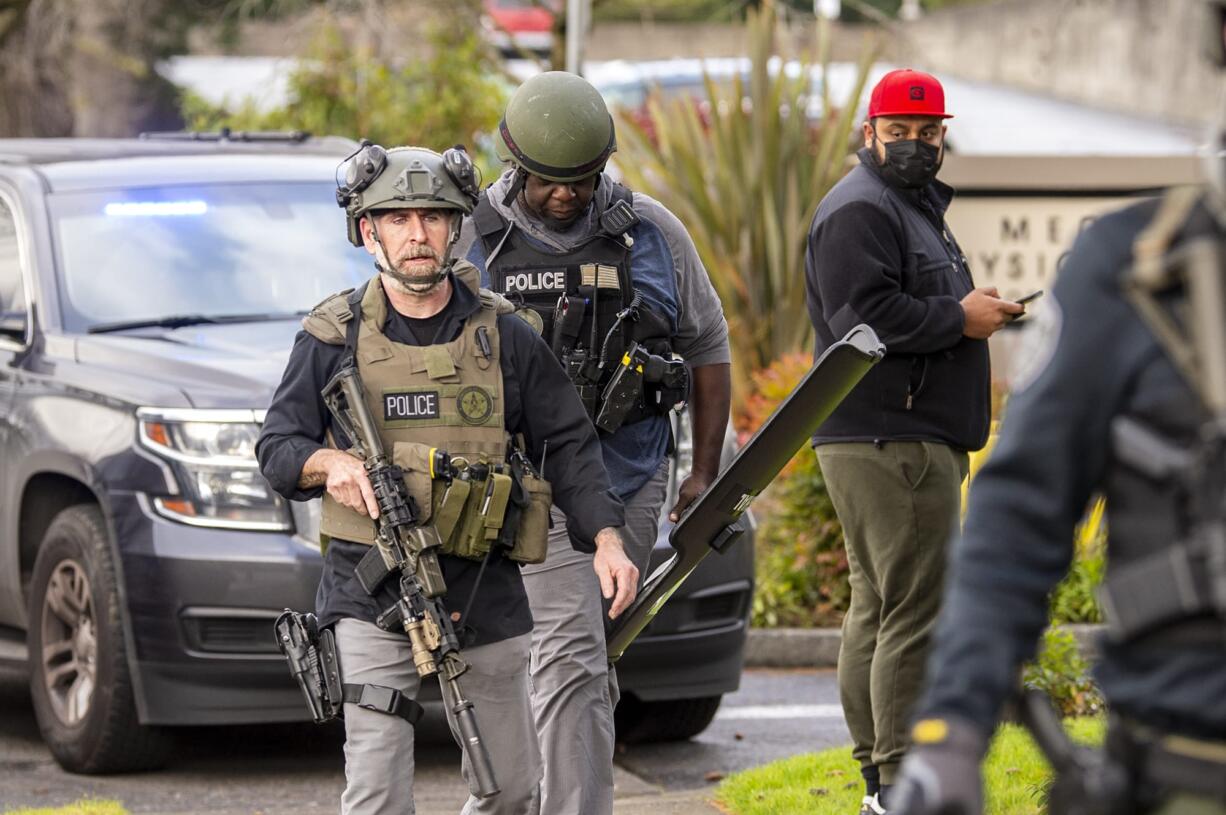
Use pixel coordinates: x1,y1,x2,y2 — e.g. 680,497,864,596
343,683,424,726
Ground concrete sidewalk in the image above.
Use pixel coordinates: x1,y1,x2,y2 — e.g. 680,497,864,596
408,765,723,815
745,624,1105,668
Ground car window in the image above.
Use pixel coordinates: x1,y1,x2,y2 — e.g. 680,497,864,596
48,182,372,333
0,194,27,333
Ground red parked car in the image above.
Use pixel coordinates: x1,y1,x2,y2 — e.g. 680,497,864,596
482,0,556,54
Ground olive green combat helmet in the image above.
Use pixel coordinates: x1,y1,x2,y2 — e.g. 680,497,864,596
336,142,480,292
337,143,479,247
496,72,617,183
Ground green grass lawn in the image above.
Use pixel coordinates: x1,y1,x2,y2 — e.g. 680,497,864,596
3,799,127,815
715,717,1105,815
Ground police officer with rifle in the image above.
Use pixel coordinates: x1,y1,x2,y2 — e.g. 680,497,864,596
892,6,1226,812
257,144,637,815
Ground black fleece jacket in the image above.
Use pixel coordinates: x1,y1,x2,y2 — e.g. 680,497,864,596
805,148,990,452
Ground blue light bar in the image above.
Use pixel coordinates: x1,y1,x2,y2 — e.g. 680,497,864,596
104,200,208,217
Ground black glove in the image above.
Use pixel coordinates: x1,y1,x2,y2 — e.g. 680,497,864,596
890,716,989,815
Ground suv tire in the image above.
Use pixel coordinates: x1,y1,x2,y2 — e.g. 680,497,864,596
27,504,170,773
614,694,723,744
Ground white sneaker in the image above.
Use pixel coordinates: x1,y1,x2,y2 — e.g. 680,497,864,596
858,793,887,815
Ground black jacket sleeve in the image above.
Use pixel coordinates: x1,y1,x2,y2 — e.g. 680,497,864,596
916,205,1160,735
807,200,965,354
497,314,625,550
256,330,345,501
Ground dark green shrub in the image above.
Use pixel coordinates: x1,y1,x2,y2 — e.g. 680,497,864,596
742,353,849,628
1023,625,1104,719
1048,500,1106,625
181,17,508,177
752,449,849,627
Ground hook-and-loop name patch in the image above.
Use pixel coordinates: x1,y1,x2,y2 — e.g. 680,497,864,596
383,390,441,421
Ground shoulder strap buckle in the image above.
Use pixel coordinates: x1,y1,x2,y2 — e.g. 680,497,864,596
600,198,639,237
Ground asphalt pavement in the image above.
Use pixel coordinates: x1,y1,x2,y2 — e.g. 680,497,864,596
0,666,848,814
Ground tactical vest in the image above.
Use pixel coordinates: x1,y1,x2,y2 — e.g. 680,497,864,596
303,265,551,563
472,184,683,430
1098,187,1226,649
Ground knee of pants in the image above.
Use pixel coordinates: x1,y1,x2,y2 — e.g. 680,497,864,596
532,648,610,698
343,704,415,768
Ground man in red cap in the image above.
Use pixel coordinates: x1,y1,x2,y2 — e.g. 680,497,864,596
804,68,1022,814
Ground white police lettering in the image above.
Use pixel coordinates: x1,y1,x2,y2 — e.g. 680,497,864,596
502,270,565,293
383,391,441,421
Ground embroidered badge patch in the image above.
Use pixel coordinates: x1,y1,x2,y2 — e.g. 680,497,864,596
457,386,494,425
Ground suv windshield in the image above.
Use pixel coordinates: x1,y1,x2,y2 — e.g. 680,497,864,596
49,182,372,333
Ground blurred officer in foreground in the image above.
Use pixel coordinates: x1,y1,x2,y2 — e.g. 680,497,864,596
455,72,731,815
805,67,1022,814
893,8,1226,813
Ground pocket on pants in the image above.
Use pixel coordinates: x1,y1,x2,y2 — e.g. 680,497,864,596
897,442,933,491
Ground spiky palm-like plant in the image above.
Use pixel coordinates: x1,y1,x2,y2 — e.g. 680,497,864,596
612,1,877,402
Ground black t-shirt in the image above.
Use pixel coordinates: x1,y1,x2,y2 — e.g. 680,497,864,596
402,306,449,346
256,273,624,647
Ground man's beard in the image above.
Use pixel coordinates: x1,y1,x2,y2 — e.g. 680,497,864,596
381,245,445,295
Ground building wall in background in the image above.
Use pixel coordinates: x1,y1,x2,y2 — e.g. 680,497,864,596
895,0,1216,128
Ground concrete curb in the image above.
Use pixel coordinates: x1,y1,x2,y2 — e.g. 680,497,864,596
745,624,1105,668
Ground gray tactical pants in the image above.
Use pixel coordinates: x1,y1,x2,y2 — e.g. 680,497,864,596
521,462,670,815
334,619,541,815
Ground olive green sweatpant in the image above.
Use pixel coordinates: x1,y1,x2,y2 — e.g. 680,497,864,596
816,441,969,786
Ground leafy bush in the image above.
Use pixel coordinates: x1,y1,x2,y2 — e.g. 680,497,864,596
742,353,850,628
1023,625,1104,719
1048,499,1106,625
613,2,876,403
594,0,743,22
181,16,509,176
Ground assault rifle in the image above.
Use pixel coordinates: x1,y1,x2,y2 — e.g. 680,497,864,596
607,325,885,661
323,366,500,799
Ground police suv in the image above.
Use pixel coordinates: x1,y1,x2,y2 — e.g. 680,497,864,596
0,134,754,772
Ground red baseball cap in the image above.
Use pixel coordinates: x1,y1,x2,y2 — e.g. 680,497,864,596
867,69,953,119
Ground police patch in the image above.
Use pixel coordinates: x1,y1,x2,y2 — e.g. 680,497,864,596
457,386,494,425
501,270,567,294
1008,296,1064,394
384,390,441,422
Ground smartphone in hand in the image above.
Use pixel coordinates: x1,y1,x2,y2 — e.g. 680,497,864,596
1008,289,1044,321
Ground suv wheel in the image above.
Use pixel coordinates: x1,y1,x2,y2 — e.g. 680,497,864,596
27,505,170,773
615,694,723,744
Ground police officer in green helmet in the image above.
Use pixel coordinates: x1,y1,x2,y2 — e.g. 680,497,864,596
257,144,639,815
456,72,732,815
892,4,1226,813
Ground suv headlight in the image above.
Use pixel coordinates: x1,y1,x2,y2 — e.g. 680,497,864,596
137,408,291,532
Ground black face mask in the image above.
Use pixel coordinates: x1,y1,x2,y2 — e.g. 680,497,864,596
875,138,943,190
